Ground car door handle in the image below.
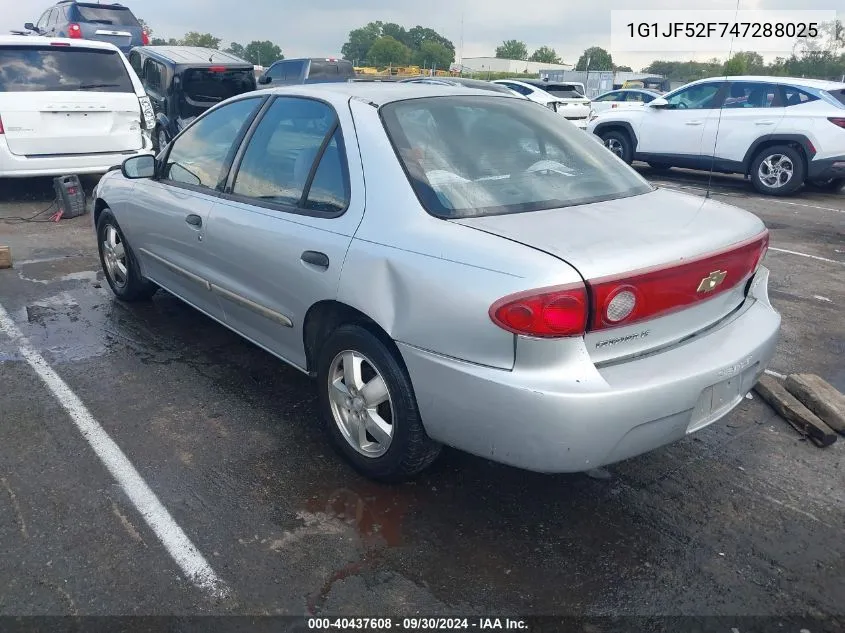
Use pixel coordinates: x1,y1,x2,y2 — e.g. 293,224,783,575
301,251,329,270
755,120,775,125
185,214,202,227
685,120,703,126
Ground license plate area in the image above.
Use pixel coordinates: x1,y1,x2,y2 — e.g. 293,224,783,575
688,362,761,433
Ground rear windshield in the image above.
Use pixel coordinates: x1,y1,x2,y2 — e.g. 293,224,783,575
178,68,256,118
0,46,134,93
309,60,355,79
381,96,653,219
544,87,585,99
826,89,845,107
75,4,140,26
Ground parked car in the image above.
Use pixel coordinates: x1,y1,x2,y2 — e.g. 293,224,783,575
128,46,257,151
588,76,845,195
0,36,154,178
400,76,525,96
91,83,780,481
24,1,148,54
521,79,591,128
622,77,671,93
491,79,588,128
589,88,662,116
258,58,355,87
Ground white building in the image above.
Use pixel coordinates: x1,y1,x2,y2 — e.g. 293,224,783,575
456,57,572,74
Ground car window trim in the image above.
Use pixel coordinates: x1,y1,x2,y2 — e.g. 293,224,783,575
220,94,351,219
156,95,269,196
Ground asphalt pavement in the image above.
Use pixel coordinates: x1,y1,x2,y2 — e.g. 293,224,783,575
0,170,843,622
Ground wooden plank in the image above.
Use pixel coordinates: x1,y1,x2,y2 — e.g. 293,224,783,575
754,375,838,447
0,246,11,270
785,373,845,436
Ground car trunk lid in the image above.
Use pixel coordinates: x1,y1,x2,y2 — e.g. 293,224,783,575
454,188,769,362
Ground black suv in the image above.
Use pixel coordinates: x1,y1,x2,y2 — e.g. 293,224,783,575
258,58,355,86
25,1,148,53
128,46,257,150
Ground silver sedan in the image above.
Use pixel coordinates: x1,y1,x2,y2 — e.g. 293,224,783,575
92,83,781,481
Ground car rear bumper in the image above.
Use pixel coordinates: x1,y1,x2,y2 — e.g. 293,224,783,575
399,267,780,473
807,155,845,181
0,138,152,178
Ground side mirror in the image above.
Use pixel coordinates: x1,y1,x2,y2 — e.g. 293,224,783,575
24,22,37,32
122,154,155,179
649,97,669,108
258,75,271,85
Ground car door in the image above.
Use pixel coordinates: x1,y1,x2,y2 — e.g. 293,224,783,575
202,95,365,370
126,96,266,320
591,90,624,114
706,81,784,166
635,81,725,163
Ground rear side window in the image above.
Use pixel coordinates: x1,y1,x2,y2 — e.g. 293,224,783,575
73,4,140,26
781,86,819,106
723,82,778,108
0,46,134,93
178,68,256,118
308,61,340,79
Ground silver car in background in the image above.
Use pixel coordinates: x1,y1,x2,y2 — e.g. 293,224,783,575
92,84,780,481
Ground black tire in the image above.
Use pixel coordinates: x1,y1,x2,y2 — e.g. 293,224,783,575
807,177,845,193
96,209,157,302
599,130,633,164
749,145,805,196
317,324,441,482
648,162,672,172
153,127,169,153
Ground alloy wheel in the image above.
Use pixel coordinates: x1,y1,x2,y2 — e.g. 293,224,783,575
758,154,794,189
101,225,128,289
605,137,624,158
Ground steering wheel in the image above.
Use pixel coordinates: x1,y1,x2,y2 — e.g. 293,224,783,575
676,101,688,109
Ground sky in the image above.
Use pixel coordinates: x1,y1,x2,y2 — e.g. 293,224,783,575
2,0,841,70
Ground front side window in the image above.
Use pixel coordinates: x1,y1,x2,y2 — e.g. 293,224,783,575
163,98,261,190
143,60,164,93
232,97,349,213
665,83,722,110
282,60,306,80
625,91,648,102
381,96,653,219
36,10,50,30
723,82,778,108
0,46,134,93
128,51,142,75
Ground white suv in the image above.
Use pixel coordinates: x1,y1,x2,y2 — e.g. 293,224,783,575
0,36,155,178
587,76,845,195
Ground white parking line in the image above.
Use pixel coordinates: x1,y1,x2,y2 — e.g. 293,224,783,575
0,302,229,600
655,182,845,214
768,247,845,266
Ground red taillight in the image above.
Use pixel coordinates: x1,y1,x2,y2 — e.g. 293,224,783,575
829,117,845,129
141,30,150,46
208,66,227,72
489,283,588,338
68,23,82,38
0,115,4,135
588,231,769,331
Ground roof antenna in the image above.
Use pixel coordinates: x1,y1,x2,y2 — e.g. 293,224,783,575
706,0,741,200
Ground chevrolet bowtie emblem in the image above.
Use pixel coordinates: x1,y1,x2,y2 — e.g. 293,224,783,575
697,270,728,293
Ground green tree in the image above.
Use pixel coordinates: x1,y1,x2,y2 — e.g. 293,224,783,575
495,40,528,60
413,40,454,69
342,21,384,64
367,36,412,66
575,46,613,71
226,42,246,59
381,23,408,45
732,51,765,73
151,37,178,46
137,18,152,36
243,41,283,66
529,46,560,64
723,53,748,76
614,65,633,72
181,32,221,49
407,26,455,60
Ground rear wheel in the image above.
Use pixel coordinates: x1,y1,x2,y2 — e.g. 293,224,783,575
97,210,157,302
153,127,169,153
749,145,805,196
599,130,633,164
317,324,441,482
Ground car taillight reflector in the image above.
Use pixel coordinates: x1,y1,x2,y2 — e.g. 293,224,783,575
68,23,82,38
829,117,845,129
588,231,769,331
489,284,588,338
141,30,150,46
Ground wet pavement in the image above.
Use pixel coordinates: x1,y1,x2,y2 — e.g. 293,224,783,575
0,172,843,620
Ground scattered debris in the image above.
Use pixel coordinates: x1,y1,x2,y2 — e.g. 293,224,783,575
813,295,832,303
0,246,11,270
754,375,837,447
785,374,845,436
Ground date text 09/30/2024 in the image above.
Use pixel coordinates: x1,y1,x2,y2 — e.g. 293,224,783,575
307,618,528,630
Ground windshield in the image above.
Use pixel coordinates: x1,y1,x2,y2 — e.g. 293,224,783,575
75,4,140,26
178,68,256,118
0,46,134,92
381,96,653,219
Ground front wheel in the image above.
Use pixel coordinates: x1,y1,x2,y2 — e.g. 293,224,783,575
749,145,805,196
97,210,157,301
153,127,170,153
317,324,441,482
599,130,633,164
